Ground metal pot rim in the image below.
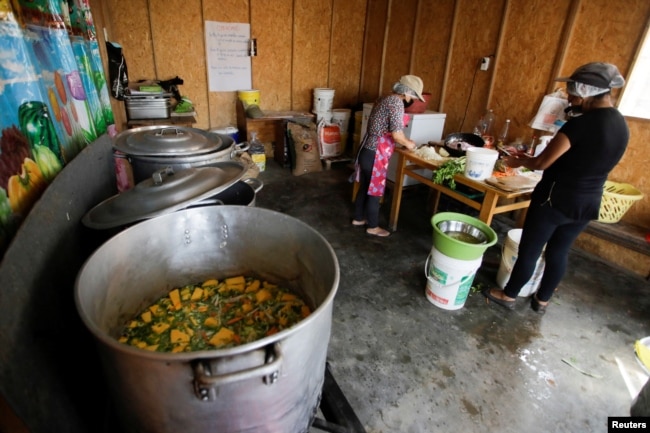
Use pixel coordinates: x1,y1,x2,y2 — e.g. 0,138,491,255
113,125,233,157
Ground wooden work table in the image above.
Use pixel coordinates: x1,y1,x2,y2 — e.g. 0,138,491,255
389,147,534,231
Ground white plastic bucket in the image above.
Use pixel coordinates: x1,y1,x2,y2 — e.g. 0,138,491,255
315,111,333,124
496,228,545,297
331,108,351,132
464,147,499,180
313,88,335,113
424,246,483,310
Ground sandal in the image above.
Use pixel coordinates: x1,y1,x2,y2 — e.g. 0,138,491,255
482,288,515,310
352,219,367,226
531,296,547,315
366,227,391,237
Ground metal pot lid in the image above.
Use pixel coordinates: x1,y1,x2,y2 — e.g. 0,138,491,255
113,125,229,156
82,161,245,229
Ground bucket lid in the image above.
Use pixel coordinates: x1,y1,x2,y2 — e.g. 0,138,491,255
82,161,245,229
113,125,229,156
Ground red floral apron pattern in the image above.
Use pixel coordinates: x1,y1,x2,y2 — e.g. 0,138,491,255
367,114,409,197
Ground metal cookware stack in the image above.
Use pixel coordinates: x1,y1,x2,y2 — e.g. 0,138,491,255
113,125,250,185
75,125,340,432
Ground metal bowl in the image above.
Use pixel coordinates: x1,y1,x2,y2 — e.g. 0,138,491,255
437,220,488,244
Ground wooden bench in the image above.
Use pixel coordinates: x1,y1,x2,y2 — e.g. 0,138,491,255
583,220,650,279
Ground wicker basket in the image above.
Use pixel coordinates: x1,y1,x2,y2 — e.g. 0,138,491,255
597,181,644,223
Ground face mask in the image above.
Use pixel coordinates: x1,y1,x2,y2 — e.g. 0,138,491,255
564,104,583,117
403,99,415,108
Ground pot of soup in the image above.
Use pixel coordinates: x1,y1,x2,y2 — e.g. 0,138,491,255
74,206,340,433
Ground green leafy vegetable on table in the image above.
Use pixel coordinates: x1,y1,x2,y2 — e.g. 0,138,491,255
432,156,466,189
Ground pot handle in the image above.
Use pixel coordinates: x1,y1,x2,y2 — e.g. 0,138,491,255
235,142,250,153
192,344,282,401
243,177,263,193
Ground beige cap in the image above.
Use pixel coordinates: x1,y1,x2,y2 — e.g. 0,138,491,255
399,75,425,101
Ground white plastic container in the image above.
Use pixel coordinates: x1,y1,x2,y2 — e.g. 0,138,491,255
464,147,499,180
312,88,335,113
425,246,483,310
496,228,545,297
331,108,351,133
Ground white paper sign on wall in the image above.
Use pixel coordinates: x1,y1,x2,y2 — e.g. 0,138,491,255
205,21,251,92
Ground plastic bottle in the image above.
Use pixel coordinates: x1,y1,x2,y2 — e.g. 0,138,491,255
496,119,510,149
481,109,496,148
249,131,266,172
473,116,486,136
483,109,496,136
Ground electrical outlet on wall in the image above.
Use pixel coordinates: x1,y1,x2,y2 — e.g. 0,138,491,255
480,57,490,71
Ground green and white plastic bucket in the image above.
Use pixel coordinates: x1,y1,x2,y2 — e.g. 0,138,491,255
431,212,497,260
425,246,483,310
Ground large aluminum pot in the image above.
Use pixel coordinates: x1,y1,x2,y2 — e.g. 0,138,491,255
114,125,250,183
74,206,339,433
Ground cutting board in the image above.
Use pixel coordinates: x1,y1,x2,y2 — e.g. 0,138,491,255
485,174,541,192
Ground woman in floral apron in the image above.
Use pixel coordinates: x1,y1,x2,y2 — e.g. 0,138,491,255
352,75,425,237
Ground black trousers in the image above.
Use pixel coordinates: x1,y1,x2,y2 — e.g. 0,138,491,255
504,200,589,301
353,147,381,228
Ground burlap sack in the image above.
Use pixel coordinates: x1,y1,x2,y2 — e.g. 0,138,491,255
287,121,322,176
237,152,260,179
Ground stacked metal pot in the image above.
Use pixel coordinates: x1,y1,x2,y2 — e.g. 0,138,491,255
75,126,341,432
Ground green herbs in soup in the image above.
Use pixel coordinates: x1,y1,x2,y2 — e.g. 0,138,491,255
119,276,311,353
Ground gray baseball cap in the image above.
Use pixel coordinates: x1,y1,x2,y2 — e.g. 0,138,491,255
555,62,625,89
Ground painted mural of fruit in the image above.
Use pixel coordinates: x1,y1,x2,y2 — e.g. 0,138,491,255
48,87,62,121
18,101,63,160
7,158,47,216
32,144,62,182
70,100,78,122
60,107,72,136
54,71,67,104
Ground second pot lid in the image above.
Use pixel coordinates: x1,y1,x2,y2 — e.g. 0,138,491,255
82,161,245,229
113,125,228,156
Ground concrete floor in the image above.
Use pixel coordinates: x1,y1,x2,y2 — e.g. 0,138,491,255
254,159,650,433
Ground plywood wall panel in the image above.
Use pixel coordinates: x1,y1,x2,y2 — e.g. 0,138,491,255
106,0,155,82
609,121,650,227
412,0,455,112
292,0,332,112
381,0,418,95
557,0,650,117
251,0,293,111
575,234,650,279
442,0,503,133
203,0,250,129
490,0,571,142
149,0,207,128
329,0,368,109
360,0,389,103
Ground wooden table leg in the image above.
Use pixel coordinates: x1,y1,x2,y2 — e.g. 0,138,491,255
478,190,499,225
389,152,406,231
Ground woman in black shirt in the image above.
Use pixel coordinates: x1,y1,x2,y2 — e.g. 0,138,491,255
482,62,629,314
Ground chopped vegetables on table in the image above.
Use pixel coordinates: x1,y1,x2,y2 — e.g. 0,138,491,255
118,276,311,353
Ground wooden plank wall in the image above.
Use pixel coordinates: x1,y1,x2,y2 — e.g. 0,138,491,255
88,0,650,275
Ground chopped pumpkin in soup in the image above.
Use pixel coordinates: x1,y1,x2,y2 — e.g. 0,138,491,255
119,276,312,352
